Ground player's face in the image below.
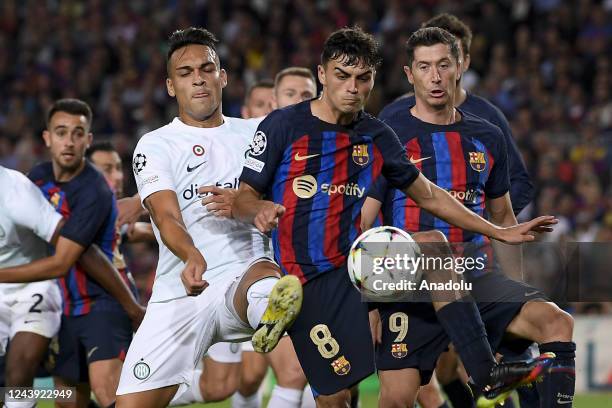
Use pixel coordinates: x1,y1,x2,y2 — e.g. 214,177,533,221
274,75,317,108
318,58,375,114
90,150,124,197
43,112,92,173
405,43,460,110
242,87,274,118
167,44,227,125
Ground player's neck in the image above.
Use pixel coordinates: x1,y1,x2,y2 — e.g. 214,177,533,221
178,106,224,128
455,87,467,107
52,159,86,183
311,95,358,126
411,101,460,125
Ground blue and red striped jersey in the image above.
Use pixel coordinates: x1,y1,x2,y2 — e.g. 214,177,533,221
28,162,136,316
370,105,510,246
240,101,419,283
381,94,532,214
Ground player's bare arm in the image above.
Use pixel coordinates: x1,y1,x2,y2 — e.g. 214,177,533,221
117,192,147,226
403,173,557,244
126,222,156,242
360,197,382,231
79,244,146,329
233,183,286,233
199,185,237,218
486,193,524,280
144,189,208,295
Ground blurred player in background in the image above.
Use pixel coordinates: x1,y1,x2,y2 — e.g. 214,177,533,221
233,67,318,408
0,99,144,408
363,27,575,408
233,26,556,408
116,27,302,408
242,80,275,119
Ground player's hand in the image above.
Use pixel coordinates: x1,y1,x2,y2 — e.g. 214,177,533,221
369,309,382,345
254,202,286,233
126,303,146,331
199,186,237,218
181,251,209,296
493,216,558,244
117,195,146,226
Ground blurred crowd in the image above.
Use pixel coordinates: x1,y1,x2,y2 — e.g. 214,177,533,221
0,0,610,306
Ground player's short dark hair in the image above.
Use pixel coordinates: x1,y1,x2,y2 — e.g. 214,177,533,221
86,141,116,159
244,79,275,103
422,13,473,57
321,27,382,69
167,27,219,72
405,27,460,68
46,98,93,128
274,67,316,89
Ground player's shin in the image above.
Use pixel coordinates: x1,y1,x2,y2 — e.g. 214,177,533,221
536,342,575,407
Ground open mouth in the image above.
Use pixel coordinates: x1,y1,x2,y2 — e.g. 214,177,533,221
430,89,445,98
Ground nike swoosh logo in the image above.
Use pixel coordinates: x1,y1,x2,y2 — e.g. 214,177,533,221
556,399,573,404
409,156,431,165
87,346,99,359
187,161,207,172
23,320,40,324
294,153,320,161
525,291,539,297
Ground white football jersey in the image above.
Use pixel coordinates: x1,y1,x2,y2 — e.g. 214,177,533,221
0,166,63,294
133,117,272,302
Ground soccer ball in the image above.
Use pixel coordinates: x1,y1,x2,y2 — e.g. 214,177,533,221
347,226,421,301
133,153,147,175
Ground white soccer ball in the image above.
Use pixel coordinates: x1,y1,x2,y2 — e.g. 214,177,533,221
347,226,421,301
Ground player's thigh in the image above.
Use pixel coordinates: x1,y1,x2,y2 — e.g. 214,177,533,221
378,368,421,408
505,300,573,343
266,335,307,389
288,269,374,396
53,376,90,408
201,342,242,398
117,294,218,397
376,302,448,387
5,331,50,385
239,347,268,395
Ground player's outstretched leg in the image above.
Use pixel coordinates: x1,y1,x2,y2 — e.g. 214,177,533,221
232,260,303,354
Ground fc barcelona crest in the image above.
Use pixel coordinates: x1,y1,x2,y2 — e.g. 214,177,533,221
391,343,408,359
469,151,486,172
352,145,369,166
331,355,351,376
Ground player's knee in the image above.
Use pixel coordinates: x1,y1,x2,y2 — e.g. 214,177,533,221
542,307,574,342
90,381,116,407
379,384,416,408
275,364,307,389
315,389,351,408
5,350,39,385
238,366,267,395
201,372,239,402
417,383,444,408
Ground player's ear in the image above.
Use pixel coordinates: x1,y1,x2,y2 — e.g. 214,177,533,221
42,130,51,147
271,92,278,110
220,68,228,89
317,65,326,87
463,53,471,72
403,66,414,85
86,133,93,149
166,78,175,98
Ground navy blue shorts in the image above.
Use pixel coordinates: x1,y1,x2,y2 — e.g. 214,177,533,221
376,273,546,384
49,310,132,383
288,268,375,395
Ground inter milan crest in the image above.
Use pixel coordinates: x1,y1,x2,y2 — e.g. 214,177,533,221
468,151,486,172
352,144,369,166
391,343,408,359
331,355,351,376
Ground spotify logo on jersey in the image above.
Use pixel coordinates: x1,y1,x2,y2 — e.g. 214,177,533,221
292,175,318,199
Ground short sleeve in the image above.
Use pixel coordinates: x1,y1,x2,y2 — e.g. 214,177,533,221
132,135,175,204
60,178,113,247
484,127,510,199
367,176,388,203
6,172,62,242
375,124,420,191
239,110,290,194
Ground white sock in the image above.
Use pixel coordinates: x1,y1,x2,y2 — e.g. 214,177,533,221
231,390,261,408
169,368,204,406
301,385,317,408
246,277,278,329
267,385,303,408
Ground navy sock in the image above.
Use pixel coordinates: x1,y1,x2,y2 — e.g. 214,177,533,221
442,379,475,408
537,342,576,407
436,301,495,387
